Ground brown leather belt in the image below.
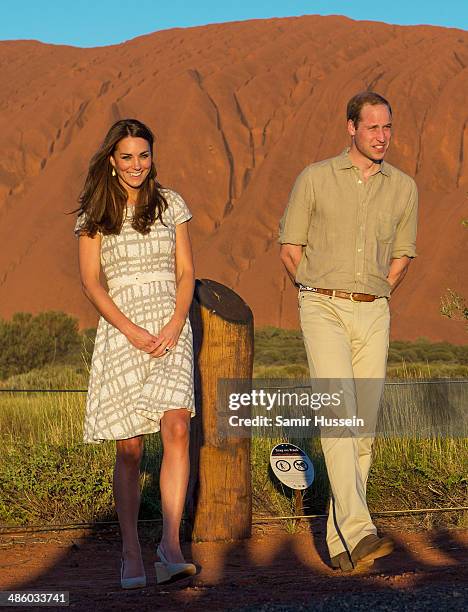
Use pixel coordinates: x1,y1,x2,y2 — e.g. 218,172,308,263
300,286,382,302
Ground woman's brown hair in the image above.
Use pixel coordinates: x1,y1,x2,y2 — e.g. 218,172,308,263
76,119,167,236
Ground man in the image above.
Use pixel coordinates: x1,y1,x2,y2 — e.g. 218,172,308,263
279,92,417,571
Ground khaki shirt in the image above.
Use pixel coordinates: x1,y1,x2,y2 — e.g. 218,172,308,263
279,149,418,297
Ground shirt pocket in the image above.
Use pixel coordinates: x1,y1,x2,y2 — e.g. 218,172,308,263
376,212,396,243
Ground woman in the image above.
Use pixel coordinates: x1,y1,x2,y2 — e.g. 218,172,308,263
75,119,196,588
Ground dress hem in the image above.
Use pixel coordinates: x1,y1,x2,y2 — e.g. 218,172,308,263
83,406,196,444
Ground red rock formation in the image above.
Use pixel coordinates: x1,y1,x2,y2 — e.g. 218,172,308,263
0,16,466,342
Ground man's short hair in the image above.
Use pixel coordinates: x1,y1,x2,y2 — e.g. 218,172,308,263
347,92,392,127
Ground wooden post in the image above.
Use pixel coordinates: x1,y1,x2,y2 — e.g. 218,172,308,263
187,279,254,541
294,490,303,525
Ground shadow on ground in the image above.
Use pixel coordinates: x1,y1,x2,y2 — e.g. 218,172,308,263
1,518,466,611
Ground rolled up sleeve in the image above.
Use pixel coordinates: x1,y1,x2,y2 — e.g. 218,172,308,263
391,180,418,259
278,167,313,245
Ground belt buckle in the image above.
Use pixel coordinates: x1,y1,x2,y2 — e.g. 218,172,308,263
350,292,357,302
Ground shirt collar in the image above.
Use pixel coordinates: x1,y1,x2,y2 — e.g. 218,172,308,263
335,147,391,177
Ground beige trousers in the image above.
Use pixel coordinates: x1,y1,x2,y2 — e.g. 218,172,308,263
299,290,390,557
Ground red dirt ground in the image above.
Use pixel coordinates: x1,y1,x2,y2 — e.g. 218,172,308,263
1,521,466,611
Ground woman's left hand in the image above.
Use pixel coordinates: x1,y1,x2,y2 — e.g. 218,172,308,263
149,316,185,358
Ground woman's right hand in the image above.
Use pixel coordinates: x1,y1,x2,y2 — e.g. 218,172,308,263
125,324,159,353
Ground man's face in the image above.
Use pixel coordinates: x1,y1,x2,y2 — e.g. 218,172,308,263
347,104,392,163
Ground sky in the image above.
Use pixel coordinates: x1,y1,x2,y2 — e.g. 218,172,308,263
1,0,467,47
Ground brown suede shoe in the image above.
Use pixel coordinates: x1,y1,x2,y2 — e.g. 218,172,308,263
330,551,374,572
351,534,394,565
330,551,353,571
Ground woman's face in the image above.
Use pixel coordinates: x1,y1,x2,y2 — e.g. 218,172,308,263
110,136,152,198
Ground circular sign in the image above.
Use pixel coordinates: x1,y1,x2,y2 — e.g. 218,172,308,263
270,443,314,490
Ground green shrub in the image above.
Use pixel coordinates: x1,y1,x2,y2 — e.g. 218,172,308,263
0,312,83,379
0,436,164,527
0,442,114,525
0,364,89,390
255,328,468,375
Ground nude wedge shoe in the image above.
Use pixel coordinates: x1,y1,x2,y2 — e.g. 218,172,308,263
155,545,196,584
120,559,147,589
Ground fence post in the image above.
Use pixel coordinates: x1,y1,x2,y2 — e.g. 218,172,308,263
187,279,254,541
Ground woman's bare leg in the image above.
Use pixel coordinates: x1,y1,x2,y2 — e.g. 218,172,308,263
159,409,191,563
114,435,145,578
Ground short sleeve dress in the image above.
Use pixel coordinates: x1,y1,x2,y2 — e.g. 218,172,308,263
75,189,195,444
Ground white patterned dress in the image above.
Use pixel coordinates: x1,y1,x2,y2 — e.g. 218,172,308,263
75,189,195,444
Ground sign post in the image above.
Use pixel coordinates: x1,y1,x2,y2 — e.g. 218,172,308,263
270,443,314,520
